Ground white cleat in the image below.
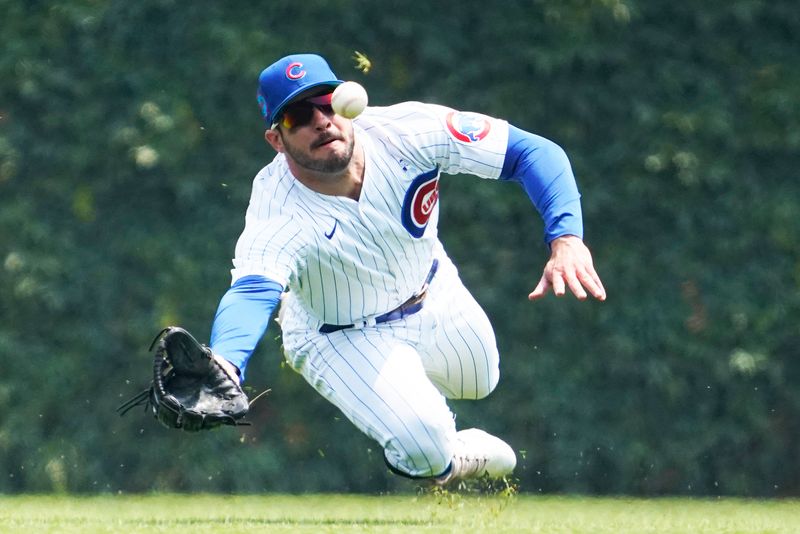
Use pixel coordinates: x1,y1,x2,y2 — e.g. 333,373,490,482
434,428,516,485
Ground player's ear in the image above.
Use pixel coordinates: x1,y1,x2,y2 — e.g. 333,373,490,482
265,129,285,153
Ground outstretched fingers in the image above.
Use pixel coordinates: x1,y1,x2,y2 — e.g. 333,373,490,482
529,273,551,300
577,264,606,301
528,235,606,302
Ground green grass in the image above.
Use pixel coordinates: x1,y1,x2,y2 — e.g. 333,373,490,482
0,493,798,533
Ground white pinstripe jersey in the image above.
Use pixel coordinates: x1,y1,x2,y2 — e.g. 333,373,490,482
231,101,509,330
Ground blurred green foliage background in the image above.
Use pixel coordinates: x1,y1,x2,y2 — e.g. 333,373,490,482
1,0,798,496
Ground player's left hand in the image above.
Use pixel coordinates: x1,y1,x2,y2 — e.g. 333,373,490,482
529,235,606,301
117,326,250,431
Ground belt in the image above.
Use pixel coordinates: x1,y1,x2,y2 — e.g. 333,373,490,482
319,259,439,334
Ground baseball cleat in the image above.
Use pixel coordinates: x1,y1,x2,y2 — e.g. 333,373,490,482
434,428,516,485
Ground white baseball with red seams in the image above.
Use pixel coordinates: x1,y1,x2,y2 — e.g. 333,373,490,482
331,81,368,119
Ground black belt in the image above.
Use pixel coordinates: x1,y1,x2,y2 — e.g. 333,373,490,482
319,259,439,334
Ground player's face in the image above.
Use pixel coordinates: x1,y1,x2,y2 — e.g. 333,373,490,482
270,94,355,174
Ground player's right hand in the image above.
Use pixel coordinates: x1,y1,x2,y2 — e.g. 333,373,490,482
529,235,606,301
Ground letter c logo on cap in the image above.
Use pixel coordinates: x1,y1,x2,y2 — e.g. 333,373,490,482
286,62,306,80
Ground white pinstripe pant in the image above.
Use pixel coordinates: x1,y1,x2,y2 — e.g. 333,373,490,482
281,256,500,478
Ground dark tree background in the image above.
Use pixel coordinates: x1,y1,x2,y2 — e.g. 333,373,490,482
1,0,798,495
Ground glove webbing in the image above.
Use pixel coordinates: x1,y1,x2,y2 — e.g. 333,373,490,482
116,328,174,416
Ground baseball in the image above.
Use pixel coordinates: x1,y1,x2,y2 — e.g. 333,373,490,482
332,81,368,119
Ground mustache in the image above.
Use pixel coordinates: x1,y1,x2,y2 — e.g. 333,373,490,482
312,133,344,148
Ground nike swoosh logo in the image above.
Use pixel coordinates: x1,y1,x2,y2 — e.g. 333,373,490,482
324,220,338,239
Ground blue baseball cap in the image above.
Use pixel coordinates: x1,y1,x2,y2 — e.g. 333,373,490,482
257,54,343,127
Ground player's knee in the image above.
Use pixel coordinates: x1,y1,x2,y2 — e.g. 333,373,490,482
472,364,499,399
460,350,500,400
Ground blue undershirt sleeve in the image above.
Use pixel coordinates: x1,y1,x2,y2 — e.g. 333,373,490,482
499,124,584,244
209,274,283,382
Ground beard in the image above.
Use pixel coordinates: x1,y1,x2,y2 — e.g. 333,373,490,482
282,131,355,174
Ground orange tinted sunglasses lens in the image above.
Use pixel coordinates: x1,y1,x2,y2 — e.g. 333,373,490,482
278,93,334,129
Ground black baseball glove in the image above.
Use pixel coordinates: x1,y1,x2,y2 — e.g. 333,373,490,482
117,326,249,431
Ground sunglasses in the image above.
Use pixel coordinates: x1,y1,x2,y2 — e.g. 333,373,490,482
272,93,334,130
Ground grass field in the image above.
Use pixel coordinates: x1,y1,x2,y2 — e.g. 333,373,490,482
0,493,798,533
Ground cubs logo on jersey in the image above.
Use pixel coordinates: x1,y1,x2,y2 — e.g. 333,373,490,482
401,167,440,238
445,111,491,143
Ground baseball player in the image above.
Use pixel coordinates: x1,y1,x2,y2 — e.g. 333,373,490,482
209,53,606,485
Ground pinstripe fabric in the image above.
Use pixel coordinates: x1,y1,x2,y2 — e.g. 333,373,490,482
234,102,507,477
280,247,500,477
282,315,456,477
231,102,507,327
415,251,499,401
